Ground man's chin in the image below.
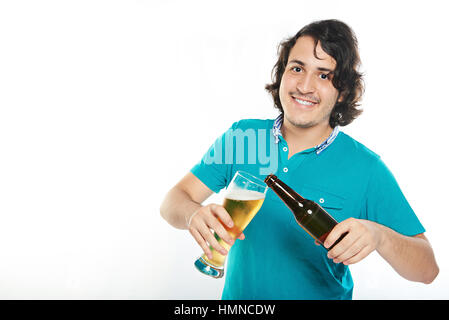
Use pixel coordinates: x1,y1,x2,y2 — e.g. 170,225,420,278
285,115,316,129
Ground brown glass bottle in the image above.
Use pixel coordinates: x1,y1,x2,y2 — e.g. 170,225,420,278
264,174,347,251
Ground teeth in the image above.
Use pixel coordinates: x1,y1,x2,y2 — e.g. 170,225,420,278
294,98,315,106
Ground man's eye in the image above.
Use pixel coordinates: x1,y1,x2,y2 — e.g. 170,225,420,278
292,67,302,72
320,73,329,80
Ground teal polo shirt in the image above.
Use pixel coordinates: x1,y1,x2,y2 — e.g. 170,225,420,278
190,118,425,300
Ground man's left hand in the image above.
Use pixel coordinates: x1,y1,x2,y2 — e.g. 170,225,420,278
323,218,383,265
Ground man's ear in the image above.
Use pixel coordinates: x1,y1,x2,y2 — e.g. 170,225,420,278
337,91,345,103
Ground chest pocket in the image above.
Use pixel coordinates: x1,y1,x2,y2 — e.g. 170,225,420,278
301,184,345,210
288,184,347,231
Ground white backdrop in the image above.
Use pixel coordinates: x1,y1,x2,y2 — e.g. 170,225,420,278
0,0,447,299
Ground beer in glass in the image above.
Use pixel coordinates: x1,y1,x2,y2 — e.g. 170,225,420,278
194,171,267,278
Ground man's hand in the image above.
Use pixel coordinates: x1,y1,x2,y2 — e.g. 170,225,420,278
323,218,382,265
188,204,245,260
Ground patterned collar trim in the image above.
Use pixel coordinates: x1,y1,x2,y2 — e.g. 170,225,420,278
272,114,339,155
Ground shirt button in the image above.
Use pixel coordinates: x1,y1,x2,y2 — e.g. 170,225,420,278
319,198,325,204
283,147,288,152
283,167,288,173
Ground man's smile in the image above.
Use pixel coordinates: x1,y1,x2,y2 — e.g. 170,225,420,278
291,95,319,108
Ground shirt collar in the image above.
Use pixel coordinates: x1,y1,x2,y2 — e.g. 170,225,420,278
272,114,340,155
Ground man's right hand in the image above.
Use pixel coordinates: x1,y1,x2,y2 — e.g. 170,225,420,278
187,203,245,260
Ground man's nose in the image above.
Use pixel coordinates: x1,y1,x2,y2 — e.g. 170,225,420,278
296,74,315,94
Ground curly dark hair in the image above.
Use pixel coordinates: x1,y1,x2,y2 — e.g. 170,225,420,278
265,19,364,128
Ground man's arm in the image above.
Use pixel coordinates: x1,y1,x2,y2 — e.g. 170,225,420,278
376,229,438,284
160,172,213,230
160,172,242,259
324,218,439,284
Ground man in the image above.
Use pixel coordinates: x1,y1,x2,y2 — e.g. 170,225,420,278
160,19,439,299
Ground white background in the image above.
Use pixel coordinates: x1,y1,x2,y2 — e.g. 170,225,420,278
0,0,447,299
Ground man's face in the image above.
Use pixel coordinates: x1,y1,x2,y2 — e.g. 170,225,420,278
279,35,341,129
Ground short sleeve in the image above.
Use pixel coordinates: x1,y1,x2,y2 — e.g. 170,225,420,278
364,157,425,236
190,122,237,193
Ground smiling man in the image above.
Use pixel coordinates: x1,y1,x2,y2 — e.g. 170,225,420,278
160,19,439,299
277,35,343,157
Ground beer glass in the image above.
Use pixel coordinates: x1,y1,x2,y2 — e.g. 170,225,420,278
194,171,267,278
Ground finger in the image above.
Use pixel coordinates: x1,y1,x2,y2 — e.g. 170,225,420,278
208,217,235,246
324,218,355,249
332,240,364,264
328,231,362,261
199,225,228,256
237,232,245,240
342,246,372,265
210,204,234,228
189,228,213,259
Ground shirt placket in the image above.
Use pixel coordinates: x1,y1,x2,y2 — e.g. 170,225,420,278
276,136,313,181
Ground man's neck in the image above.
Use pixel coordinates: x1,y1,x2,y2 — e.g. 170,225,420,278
281,117,333,158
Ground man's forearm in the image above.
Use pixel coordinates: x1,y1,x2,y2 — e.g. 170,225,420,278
376,223,439,284
160,187,202,230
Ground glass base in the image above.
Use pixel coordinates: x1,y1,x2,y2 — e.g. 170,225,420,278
194,256,224,279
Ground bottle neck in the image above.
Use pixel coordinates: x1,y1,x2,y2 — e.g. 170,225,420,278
264,174,305,204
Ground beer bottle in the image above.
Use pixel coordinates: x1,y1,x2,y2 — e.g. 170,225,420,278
264,174,347,251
